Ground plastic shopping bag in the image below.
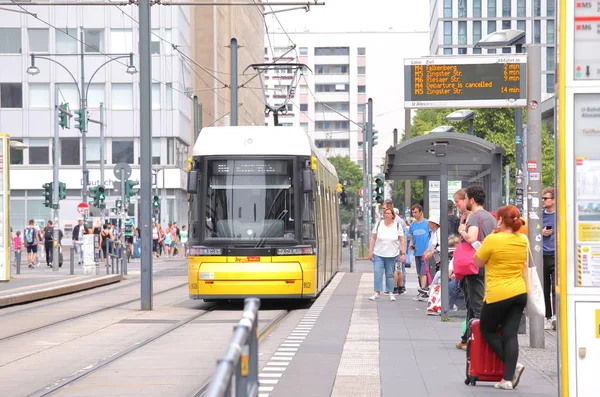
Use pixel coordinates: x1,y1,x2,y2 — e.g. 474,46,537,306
426,284,442,316
524,267,545,318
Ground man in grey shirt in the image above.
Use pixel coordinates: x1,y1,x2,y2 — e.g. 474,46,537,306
455,185,497,350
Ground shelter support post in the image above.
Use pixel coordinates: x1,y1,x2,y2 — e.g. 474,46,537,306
440,163,449,320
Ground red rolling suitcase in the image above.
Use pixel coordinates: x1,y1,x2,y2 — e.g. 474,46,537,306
464,319,505,386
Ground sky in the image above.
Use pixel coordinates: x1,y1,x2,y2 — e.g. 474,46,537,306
264,0,432,165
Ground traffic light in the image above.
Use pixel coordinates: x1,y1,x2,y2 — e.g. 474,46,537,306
310,156,317,171
125,180,139,201
374,177,384,204
371,128,379,146
116,199,122,209
152,195,160,208
58,182,66,200
74,108,86,132
42,183,53,208
89,185,106,208
58,103,70,129
340,186,348,206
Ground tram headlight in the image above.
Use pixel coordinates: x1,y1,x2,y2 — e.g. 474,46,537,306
189,247,223,256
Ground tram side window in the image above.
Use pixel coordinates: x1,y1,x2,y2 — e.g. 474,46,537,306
302,191,315,239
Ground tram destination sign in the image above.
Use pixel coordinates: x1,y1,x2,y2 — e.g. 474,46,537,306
404,55,527,109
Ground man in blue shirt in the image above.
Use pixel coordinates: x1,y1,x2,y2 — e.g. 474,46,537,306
408,204,430,300
542,187,556,330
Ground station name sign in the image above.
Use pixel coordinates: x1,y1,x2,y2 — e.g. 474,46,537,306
404,55,527,109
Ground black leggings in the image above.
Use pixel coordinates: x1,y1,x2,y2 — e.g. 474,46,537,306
480,293,527,381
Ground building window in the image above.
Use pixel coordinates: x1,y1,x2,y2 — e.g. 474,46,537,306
547,0,555,17
473,48,482,54
299,85,308,94
458,48,467,54
357,85,366,93
315,84,349,92
357,47,366,56
29,138,50,165
152,83,160,109
28,29,49,53
357,103,366,114
300,122,308,132
547,20,555,44
534,20,541,44
167,138,175,165
10,139,24,165
150,29,161,54
443,48,453,55
112,139,134,164
473,21,482,43
29,83,50,109
517,20,526,36
87,138,102,164
112,84,133,110
502,0,511,16
0,28,21,54
315,121,349,131
502,20,512,30
1,83,23,108
87,83,105,109
444,0,452,17
488,20,496,35
111,29,133,53
152,137,161,165
547,47,555,71
56,28,77,54
315,65,349,75
473,0,482,17
534,0,541,16
286,104,293,112
300,103,308,112
84,28,104,53
56,83,78,107
280,123,294,127
502,47,512,53
458,0,467,17
316,102,349,112
314,47,349,56
488,0,496,17
314,139,349,148
547,73,555,94
166,83,173,109
357,66,366,75
444,21,452,45
299,47,308,56
517,0,526,17
488,48,497,54
60,138,80,166
458,21,467,45
164,29,172,55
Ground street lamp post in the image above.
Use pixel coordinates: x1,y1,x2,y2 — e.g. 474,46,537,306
27,49,137,205
446,109,475,135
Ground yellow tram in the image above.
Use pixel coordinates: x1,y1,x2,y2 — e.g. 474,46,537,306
187,126,341,300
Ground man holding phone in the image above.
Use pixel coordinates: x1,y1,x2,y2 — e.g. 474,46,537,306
542,187,556,330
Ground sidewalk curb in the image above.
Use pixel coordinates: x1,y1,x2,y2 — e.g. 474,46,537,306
0,275,122,308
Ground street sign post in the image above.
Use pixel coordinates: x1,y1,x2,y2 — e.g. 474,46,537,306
404,55,527,108
359,187,364,198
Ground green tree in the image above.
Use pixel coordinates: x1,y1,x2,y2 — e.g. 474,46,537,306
328,156,363,236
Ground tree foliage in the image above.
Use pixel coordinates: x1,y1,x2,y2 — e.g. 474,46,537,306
410,108,556,197
328,156,364,234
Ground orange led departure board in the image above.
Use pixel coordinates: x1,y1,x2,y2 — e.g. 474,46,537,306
404,55,527,109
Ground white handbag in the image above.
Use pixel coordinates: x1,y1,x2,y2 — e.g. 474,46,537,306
522,235,545,318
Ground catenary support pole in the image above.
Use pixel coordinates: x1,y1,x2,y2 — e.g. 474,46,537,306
527,45,544,349
515,107,524,213
52,88,60,272
505,164,510,205
230,38,238,127
362,108,368,251
440,162,449,320
367,98,373,226
193,95,202,141
404,109,411,211
80,29,89,205
139,0,153,310
99,102,105,225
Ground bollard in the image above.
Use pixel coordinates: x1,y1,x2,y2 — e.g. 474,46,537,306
70,246,75,275
349,240,354,273
16,253,21,275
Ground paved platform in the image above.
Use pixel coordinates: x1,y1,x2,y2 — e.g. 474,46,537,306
256,255,559,397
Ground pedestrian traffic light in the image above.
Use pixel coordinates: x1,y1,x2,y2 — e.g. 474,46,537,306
374,177,384,204
125,180,139,200
340,186,348,206
89,185,106,208
152,195,160,208
42,182,53,208
58,182,66,200
74,108,86,132
58,103,70,129
116,199,122,209
371,128,379,147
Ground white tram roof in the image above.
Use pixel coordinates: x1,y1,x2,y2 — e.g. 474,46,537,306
193,126,337,177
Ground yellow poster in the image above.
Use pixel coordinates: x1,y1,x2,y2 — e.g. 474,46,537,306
578,223,600,243
597,310,600,339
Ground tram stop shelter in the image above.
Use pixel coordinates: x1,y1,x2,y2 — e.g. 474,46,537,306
384,132,505,319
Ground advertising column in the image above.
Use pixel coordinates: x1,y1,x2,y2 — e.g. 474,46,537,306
0,135,10,282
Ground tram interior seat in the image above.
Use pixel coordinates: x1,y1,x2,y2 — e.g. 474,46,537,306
217,220,284,238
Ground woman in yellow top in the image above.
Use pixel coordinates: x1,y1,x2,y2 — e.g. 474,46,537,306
473,205,527,390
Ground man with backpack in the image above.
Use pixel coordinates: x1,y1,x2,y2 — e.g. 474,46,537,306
42,220,63,268
24,219,39,269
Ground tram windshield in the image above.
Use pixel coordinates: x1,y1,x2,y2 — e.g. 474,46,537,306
204,159,296,242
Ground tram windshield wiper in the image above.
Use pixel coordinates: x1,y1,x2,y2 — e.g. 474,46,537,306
254,209,288,248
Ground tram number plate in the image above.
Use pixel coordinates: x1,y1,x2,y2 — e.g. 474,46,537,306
303,282,311,289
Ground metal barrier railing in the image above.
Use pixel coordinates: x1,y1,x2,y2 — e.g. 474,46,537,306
205,298,260,397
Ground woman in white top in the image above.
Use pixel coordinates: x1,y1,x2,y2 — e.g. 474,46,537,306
368,208,406,301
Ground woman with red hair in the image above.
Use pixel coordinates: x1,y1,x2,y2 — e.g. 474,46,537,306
473,205,528,390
